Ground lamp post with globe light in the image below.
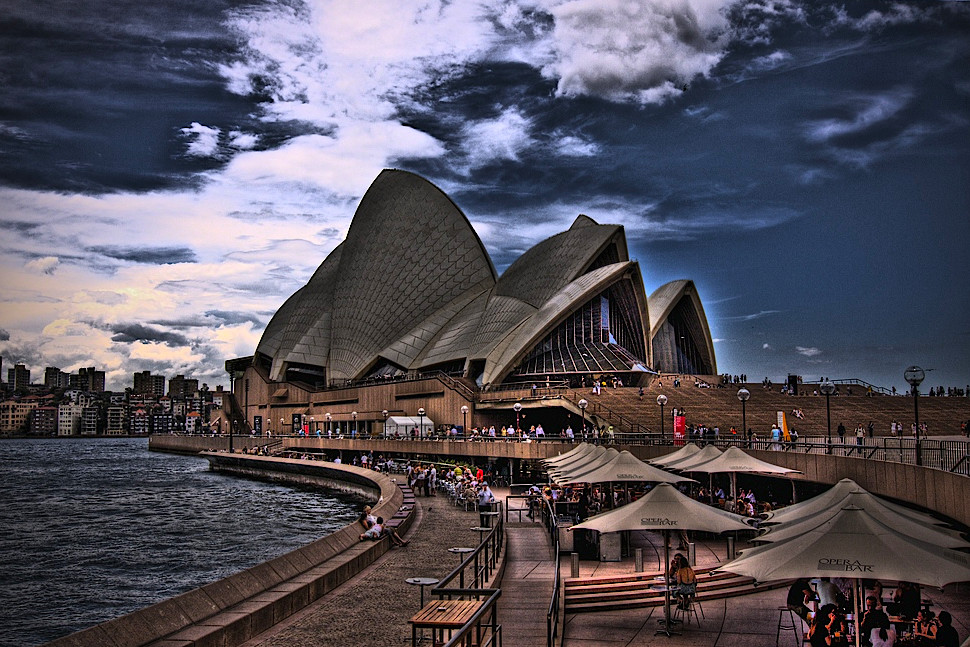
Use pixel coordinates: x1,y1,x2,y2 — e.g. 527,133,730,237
461,405,469,437
513,402,523,436
352,411,358,438
657,394,668,442
820,380,835,454
325,412,332,436
417,407,426,440
904,366,925,466
737,388,750,447
578,399,588,440
382,409,388,439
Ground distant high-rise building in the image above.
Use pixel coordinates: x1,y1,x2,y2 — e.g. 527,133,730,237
30,407,58,435
44,366,69,389
133,371,166,398
105,406,126,435
70,367,105,393
8,364,30,392
57,403,83,436
168,374,199,399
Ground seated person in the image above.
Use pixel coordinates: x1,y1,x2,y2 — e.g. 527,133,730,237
913,610,938,646
889,582,921,619
934,611,958,647
674,560,697,609
870,626,896,647
810,604,837,647
360,516,384,540
358,505,377,530
788,578,817,623
861,595,891,645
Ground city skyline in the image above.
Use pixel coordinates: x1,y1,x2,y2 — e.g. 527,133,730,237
1,0,968,393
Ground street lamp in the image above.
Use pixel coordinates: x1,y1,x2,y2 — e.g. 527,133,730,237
280,417,284,436
310,415,315,436
736,388,750,447
325,412,332,436
820,380,835,454
417,407,426,439
657,394,668,442
904,366,925,466
578,399,588,439
461,405,469,436
382,409,389,438
352,411,358,437
513,402,522,433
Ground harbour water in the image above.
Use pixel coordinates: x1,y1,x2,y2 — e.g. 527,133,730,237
0,437,365,647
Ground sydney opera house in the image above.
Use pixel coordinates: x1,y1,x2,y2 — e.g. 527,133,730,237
228,170,715,434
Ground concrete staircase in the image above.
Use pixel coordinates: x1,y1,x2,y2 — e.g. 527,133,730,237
571,378,970,438
564,566,789,614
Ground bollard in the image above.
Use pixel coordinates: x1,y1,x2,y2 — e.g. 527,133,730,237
687,542,696,566
635,547,643,573
727,535,736,560
571,552,580,578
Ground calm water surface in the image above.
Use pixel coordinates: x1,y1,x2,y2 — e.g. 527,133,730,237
0,438,365,647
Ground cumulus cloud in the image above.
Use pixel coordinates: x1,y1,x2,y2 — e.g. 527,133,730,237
460,108,535,170
25,256,60,275
796,346,822,357
542,0,731,104
181,122,222,157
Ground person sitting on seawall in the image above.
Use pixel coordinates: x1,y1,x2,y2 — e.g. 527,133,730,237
359,516,409,546
358,505,378,531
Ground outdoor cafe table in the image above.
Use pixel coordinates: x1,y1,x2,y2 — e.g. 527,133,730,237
409,599,484,646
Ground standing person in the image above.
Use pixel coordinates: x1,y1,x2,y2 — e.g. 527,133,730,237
855,424,865,454
837,422,846,445
478,482,496,527
428,464,437,496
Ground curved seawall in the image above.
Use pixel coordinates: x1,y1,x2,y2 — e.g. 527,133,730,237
45,453,412,647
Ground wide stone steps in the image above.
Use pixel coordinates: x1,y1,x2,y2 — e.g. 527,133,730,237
564,567,789,614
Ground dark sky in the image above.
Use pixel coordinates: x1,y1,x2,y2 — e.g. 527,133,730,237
0,0,967,392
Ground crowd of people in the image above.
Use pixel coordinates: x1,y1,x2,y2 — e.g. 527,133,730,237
788,579,960,647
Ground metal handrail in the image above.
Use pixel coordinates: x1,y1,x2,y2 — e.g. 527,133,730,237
437,502,505,590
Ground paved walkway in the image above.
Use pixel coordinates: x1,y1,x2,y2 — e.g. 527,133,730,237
496,523,557,646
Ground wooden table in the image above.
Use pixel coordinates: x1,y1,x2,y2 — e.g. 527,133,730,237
410,599,485,646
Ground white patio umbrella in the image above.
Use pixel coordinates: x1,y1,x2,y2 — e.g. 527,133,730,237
676,446,801,510
571,483,755,635
720,505,970,647
546,445,608,474
542,442,594,466
548,448,619,481
754,491,969,548
648,443,702,467
555,450,696,485
662,444,723,471
762,478,952,528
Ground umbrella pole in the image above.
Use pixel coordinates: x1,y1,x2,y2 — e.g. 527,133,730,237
655,529,680,637
853,579,861,647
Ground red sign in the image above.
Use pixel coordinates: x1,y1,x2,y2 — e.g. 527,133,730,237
673,415,686,445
